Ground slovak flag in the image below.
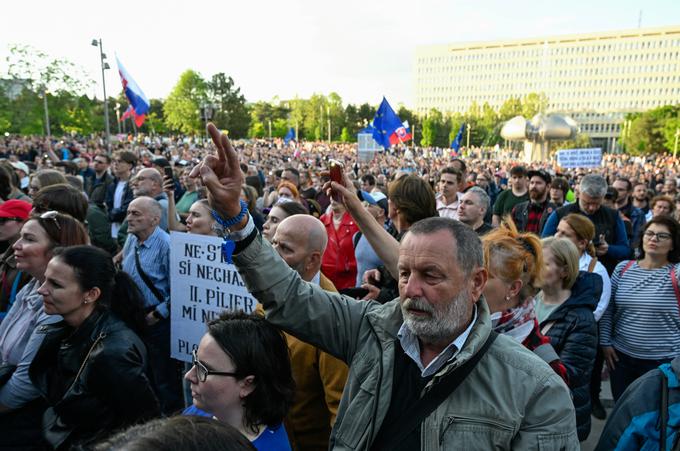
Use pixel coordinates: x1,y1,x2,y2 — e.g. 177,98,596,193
116,56,150,127
390,120,412,146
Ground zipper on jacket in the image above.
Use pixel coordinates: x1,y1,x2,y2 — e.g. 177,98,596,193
444,414,514,431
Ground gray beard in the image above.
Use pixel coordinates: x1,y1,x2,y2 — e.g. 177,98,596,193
401,289,472,344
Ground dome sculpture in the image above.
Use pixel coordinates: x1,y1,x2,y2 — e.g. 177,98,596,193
501,114,578,162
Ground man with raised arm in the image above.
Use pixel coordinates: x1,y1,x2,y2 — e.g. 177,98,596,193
191,124,579,451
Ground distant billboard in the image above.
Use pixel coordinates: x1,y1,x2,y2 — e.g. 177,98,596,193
556,148,602,168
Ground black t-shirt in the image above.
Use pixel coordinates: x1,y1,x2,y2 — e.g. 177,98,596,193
371,340,432,451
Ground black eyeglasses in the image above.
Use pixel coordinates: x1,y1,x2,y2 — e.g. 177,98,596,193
643,230,672,241
39,210,60,230
192,349,239,383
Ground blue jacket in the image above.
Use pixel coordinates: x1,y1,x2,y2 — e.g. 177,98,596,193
541,271,601,441
596,357,680,450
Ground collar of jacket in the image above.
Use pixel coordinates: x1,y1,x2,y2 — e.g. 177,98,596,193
364,295,493,385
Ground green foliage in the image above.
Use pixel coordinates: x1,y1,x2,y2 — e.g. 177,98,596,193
551,133,592,152
340,127,351,143
521,92,549,118
163,70,207,135
206,73,250,139
622,105,680,155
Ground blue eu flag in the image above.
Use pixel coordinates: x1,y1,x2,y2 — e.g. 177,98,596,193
451,123,466,153
284,127,295,145
371,97,404,149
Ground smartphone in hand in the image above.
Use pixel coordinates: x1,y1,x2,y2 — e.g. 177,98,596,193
329,160,344,202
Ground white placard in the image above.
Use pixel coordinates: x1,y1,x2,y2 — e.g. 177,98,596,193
556,148,602,168
358,133,381,163
170,232,257,362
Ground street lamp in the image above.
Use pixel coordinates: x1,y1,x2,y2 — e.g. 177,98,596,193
92,38,111,151
41,86,51,137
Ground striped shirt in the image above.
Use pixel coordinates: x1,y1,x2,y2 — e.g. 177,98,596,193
600,260,680,360
122,226,171,318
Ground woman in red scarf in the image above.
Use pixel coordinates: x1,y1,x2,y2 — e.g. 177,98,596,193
482,219,569,384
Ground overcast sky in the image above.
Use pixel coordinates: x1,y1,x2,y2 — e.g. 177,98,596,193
2,0,679,107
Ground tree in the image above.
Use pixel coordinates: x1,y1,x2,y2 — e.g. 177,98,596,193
340,127,351,143
344,104,361,137
163,70,207,135
551,133,592,153
498,96,523,121
3,44,95,135
207,73,250,138
522,92,549,118
357,103,376,127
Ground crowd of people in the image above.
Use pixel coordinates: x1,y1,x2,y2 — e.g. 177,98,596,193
0,129,678,450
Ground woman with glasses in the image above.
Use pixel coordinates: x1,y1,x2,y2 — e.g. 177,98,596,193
24,245,159,449
600,215,680,401
184,312,295,451
0,211,89,446
27,169,67,199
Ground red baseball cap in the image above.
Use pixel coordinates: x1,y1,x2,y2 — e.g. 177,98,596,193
0,200,32,221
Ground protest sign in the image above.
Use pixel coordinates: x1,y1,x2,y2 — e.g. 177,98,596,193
170,232,257,362
556,148,602,168
358,132,381,163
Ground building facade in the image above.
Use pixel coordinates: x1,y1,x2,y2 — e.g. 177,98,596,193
415,26,680,152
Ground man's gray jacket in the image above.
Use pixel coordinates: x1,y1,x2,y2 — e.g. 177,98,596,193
234,233,579,450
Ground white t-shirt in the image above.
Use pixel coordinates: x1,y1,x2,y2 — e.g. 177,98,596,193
579,253,612,321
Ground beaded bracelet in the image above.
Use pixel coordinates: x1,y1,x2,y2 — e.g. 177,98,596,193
211,200,248,264
211,200,248,230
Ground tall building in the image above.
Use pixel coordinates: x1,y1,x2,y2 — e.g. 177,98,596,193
415,26,680,152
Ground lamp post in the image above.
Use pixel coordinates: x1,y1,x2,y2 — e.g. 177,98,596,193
41,86,51,137
91,38,111,150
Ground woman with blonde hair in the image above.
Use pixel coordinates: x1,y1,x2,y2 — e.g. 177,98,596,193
555,214,611,320
555,213,612,420
537,237,600,441
482,219,568,384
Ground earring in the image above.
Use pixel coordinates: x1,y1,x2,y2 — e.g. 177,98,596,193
83,300,89,305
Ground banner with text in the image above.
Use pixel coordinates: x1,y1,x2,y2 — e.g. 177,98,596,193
556,148,602,169
170,232,257,362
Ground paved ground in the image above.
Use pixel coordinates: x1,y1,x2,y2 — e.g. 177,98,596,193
580,381,613,451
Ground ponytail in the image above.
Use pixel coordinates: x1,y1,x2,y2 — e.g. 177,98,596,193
111,271,148,336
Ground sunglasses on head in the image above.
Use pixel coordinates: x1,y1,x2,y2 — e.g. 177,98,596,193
39,210,61,230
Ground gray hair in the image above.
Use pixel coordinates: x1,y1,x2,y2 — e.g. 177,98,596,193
407,217,483,275
579,174,607,198
466,186,490,213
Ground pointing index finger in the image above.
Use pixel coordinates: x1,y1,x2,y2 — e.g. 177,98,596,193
207,123,227,163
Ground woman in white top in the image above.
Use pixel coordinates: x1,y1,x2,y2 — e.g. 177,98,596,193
555,213,611,321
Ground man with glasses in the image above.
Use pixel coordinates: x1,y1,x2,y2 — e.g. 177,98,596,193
87,154,114,205
542,174,630,274
131,168,172,232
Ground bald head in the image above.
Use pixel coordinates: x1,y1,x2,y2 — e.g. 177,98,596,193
127,196,162,240
273,214,327,281
133,168,163,197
